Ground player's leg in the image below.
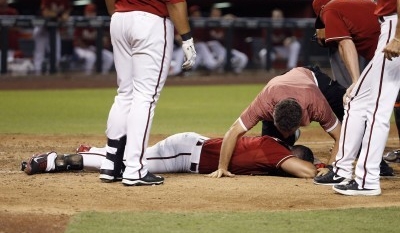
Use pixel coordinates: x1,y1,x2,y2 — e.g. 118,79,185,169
286,40,301,69
196,41,221,71
101,49,114,74
55,30,61,70
99,12,134,182
355,47,400,190
206,40,226,67
333,64,372,177
144,132,209,173
309,65,346,122
22,152,85,175
121,12,174,186
230,49,248,74
32,26,48,74
169,47,185,76
74,47,96,74
394,91,400,140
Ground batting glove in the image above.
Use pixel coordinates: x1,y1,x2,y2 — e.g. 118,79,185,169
181,38,197,70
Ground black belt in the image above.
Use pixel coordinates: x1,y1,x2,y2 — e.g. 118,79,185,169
379,14,397,23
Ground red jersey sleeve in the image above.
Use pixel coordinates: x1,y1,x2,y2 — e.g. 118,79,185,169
323,9,352,45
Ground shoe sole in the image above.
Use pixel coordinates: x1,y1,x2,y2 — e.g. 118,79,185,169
122,179,164,186
313,179,350,186
332,186,381,196
99,174,122,183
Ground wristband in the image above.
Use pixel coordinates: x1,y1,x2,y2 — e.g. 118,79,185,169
181,32,192,41
393,37,400,43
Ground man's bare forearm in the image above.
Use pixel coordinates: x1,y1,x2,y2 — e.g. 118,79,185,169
104,0,115,16
166,2,191,36
338,39,360,83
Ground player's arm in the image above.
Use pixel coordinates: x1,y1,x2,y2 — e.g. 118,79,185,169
325,122,341,165
207,119,246,178
338,39,360,84
166,1,191,36
104,0,116,16
166,1,196,70
280,157,317,178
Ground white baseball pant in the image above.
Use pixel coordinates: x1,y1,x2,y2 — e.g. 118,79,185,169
82,132,208,173
334,14,400,189
103,11,174,180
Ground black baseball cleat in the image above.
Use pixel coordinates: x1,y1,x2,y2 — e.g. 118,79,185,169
333,179,381,196
122,172,164,186
380,160,394,176
313,166,351,185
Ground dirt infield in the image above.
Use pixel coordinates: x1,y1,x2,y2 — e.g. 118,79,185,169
1,71,400,233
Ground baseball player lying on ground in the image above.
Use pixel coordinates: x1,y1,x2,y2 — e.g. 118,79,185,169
21,132,325,179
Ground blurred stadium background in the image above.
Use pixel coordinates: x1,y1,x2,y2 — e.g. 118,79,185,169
0,0,330,76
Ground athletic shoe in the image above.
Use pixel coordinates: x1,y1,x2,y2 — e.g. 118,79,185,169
76,144,91,153
122,172,164,186
99,169,122,183
383,149,400,163
380,160,394,176
313,167,350,185
333,179,381,196
23,152,54,175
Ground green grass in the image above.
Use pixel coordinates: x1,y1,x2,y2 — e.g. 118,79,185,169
66,207,400,233
0,84,267,135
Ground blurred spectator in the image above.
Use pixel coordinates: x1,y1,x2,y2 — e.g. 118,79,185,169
0,0,20,63
169,5,222,76
73,3,113,75
33,0,71,75
0,0,34,75
258,8,301,70
207,7,248,74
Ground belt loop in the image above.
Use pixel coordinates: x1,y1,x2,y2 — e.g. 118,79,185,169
190,163,198,172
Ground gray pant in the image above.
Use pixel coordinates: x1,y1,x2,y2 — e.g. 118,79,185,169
328,47,368,88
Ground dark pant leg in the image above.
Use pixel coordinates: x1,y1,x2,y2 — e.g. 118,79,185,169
394,91,400,139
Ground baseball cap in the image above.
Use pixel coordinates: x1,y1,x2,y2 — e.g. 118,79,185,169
312,0,331,29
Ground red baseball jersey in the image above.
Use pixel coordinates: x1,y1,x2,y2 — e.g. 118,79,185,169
240,67,338,132
198,136,294,175
321,0,380,60
375,0,397,16
115,0,186,17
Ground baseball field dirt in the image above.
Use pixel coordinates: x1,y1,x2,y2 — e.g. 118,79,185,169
1,70,400,233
